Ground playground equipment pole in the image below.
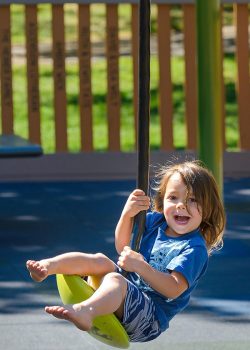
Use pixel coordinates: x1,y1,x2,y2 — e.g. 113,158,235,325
134,0,150,252
122,0,150,276
196,0,223,191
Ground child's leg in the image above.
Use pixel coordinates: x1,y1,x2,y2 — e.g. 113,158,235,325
26,252,116,282
45,272,127,331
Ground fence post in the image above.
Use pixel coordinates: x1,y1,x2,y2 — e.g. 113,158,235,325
25,4,41,145
234,4,250,150
0,5,14,135
196,0,223,191
52,4,68,152
106,4,120,151
157,4,173,150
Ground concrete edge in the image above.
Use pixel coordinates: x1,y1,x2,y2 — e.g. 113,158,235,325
0,151,249,182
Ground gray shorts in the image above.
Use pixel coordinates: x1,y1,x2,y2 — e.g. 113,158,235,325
121,279,162,342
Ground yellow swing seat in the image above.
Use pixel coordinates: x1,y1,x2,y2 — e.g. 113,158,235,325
56,274,130,349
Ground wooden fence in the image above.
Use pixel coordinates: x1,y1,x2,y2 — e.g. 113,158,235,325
0,1,249,167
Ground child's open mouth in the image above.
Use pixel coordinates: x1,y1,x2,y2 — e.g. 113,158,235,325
174,215,190,224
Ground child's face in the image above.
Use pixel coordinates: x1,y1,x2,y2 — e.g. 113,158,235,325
163,172,202,237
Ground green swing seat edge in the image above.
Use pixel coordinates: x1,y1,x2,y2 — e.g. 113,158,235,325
56,274,130,349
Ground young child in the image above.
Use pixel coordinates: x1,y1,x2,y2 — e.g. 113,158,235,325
26,160,225,342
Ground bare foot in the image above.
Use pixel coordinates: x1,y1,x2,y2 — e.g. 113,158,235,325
26,260,49,282
45,304,93,331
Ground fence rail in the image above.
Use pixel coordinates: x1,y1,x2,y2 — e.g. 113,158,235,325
0,1,250,158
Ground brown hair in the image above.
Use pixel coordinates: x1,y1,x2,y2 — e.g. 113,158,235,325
152,160,226,254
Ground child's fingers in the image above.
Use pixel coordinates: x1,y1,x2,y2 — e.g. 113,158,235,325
123,246,131,252
123,190,150,217
134,195,150,207
130,190,150,203
128,189,149,202
132,189,145,195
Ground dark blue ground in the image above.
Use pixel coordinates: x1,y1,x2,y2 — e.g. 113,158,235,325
0,178,250,349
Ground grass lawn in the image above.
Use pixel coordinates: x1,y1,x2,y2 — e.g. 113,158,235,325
10,3,234,44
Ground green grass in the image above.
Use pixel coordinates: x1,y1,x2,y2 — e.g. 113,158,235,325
10,3,235,45
11,4,134,45
223,55,239,150
10,3,237,41
9,54,238,154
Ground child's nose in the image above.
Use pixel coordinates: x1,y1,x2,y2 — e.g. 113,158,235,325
176,201,186,209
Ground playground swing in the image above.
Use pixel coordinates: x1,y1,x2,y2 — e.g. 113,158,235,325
56,0,151,348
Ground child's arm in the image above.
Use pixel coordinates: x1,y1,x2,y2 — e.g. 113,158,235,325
115,189,150,254
118,246,188,299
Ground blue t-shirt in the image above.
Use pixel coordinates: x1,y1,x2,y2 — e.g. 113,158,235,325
127,211,208,332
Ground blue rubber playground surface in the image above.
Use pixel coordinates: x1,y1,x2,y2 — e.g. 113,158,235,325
0,177,250,350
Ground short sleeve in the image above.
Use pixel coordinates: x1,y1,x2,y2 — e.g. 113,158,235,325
138,212,165,261
166,246,208,287
145,212,165,232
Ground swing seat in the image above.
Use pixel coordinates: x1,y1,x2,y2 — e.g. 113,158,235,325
0,134,43,157
56,274,130,349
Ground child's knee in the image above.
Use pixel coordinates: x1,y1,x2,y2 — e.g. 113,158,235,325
93,253,115,271
93,252,110,263
104,272,127,291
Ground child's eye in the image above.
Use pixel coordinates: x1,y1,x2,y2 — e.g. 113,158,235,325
189,197,197,203
167,195,177,200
